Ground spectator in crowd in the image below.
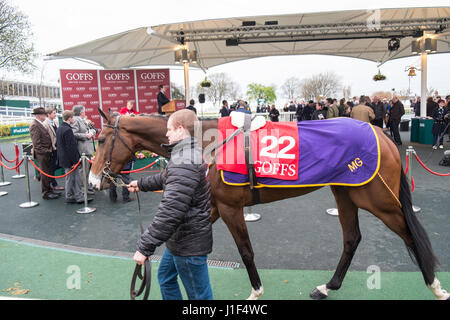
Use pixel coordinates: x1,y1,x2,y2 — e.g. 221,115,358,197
56,110,92,204
128,109,213,300
447,96,450,141
157,84,170,115
120,101,140,115
389,96,405,146
186,99,197,114
338,98,346,117
301,100,315,121
72,105,96,195
219,100,230,117
343,101,352,117
269,104,280,122
43,106,64,192
351,96,375,123
326,98,339,119
235,100,251,114
295,103,303,122
288,101,297,112
371,96,385,128
412,97,421,117
312,102,327,120
426,97,437,117
29,107,61,200
431,99,448,149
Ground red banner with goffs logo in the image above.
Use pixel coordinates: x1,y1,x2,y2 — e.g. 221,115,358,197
60,69,102,130
136,69,170,114
216,117,299,180
99,70,136,114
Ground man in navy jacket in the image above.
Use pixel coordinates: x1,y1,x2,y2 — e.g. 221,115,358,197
56,110,92,204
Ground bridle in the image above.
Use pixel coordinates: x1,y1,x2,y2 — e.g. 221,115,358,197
101,115,152,300
101,115,135,186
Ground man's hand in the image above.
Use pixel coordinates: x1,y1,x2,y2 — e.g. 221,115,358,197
86,133,93,139
133,251,148,265
128,180,140,193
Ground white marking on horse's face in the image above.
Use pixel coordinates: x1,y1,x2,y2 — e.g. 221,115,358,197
89,172,102,190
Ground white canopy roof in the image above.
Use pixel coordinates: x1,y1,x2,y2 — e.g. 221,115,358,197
48,7,450,69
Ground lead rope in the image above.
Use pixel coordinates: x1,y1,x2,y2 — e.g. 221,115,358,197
108,175,151,300
130,191,151,300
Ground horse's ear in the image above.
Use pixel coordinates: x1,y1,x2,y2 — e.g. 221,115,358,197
98,107,110,123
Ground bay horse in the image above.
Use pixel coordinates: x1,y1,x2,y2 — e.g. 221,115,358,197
88,109,449,300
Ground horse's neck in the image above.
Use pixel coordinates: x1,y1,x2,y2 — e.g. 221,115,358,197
128,116,170,157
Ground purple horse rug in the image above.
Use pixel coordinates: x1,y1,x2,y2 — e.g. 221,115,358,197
220,117,381,187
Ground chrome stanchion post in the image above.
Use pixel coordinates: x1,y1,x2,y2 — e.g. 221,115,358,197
12,142,25,179
244,206,261,222
0,159,12,187
77,154,96,214
407,146,421,213
19,155,39,208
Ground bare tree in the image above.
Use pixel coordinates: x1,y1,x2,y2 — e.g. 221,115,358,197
301,71,342,101
195,72,241,106
0,0,36,73
281,77,301,100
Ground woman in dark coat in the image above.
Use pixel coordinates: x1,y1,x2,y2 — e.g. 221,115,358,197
269,104,280,122
431,99,448,149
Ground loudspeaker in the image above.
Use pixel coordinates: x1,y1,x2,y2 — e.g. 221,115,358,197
198,94,205,103
22,143,33,156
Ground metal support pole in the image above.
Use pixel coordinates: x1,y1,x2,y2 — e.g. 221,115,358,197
0,159,12,187
19,156,39,208
77,154,96,214
244,206,261,222
420,39,427,118
184,61,190,107
407,146,421,213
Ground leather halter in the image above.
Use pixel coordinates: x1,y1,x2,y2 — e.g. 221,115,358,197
102,115,135,182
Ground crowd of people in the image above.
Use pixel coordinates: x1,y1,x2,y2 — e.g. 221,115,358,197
216,94,450,148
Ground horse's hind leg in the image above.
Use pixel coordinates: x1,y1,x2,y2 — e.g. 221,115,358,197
310,186,361,300
216,201,263,300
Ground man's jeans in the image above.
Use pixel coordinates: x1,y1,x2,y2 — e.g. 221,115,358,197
158,248,213,300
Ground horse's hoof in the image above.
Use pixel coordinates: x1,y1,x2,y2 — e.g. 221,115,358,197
310,288,328,300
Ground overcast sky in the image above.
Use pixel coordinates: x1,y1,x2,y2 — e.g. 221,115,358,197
6,0,450,104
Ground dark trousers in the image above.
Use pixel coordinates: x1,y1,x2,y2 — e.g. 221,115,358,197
109,173,131,201
49,150,59,187
371,118,384,128
391,119,402,144
35,152,53,197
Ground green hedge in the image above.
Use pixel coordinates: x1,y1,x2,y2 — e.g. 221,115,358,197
0,123,30,137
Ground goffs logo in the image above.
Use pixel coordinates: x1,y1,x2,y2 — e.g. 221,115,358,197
104,73,130,81
140,72,166,80
65,73,94,81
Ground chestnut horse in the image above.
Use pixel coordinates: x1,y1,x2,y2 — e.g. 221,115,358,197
89,109,449,300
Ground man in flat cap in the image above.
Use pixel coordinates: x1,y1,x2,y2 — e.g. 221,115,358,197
29,107,61,200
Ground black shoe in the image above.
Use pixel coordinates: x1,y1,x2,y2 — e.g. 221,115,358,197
65,198,77,204
43,193,59,200
76,198,93,204
52,191,62,196
87,190,95,195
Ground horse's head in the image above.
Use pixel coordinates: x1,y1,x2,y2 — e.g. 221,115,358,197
89,108,137,190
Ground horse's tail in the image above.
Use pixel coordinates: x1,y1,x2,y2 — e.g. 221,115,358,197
399,168,439,285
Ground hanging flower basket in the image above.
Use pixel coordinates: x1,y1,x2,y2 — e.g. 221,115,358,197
373,70,386,81
200,78,211,88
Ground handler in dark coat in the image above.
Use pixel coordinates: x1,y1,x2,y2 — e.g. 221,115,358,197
431,99,448,149
157,84,170,115
56,110,91,204
128,109,213,300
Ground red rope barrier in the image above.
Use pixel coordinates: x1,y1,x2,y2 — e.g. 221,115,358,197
0,148,19,163
0,158,24,170
414,153,450,177
29,158,81,179
404,155,409,175
411,176,415,192
121,159,160,174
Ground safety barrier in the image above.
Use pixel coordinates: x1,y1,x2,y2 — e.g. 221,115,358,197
0,144,166,210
